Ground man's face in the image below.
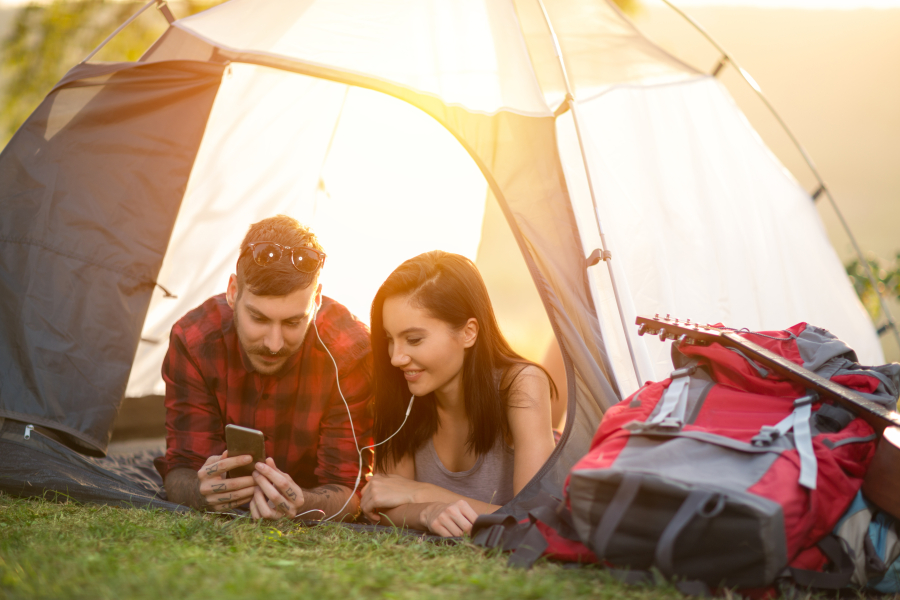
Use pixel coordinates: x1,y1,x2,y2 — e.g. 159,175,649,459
226,274,321,375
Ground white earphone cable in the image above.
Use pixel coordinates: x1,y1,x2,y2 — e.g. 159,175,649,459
312,305,414,521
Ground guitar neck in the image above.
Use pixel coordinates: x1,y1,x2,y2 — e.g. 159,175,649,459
717,332,899,432
635,316,900,433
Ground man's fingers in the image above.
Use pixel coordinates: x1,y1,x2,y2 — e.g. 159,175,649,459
252,488,280,520
199,475,255,496
252,472,298,518
208,484,256,511
200,455,253,480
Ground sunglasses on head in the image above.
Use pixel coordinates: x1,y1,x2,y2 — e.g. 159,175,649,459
240,241,326,274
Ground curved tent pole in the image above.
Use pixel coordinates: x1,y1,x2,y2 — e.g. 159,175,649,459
534,0,644,388
80,0,167,64
658,0,900,352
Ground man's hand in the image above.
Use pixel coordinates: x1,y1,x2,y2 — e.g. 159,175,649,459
198,450,258,511
249,458,305,520
360,473,424,523
420,500,479,537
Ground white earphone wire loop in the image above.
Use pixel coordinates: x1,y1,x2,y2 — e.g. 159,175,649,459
312,307,414,522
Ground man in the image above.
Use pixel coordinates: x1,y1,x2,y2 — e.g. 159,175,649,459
154,215,372,520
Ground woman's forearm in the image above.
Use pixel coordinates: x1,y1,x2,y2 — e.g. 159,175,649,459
377,503,429,529
410,483,501,514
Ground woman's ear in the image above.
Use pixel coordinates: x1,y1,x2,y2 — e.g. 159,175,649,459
462,318,479,348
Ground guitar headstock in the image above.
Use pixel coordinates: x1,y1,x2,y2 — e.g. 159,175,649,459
635,314,724,345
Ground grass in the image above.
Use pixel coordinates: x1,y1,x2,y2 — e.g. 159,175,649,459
0,492,688,600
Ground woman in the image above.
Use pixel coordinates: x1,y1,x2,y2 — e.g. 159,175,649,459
360,251,557,537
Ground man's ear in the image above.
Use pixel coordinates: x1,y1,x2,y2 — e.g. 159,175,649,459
314,283,323,309
226,274,238,309
462,318,479,349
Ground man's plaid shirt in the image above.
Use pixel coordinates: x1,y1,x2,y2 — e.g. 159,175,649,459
154,294,373,492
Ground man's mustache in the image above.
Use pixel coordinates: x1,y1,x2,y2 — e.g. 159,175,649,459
248,346,292,358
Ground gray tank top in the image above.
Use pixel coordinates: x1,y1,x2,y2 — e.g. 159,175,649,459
414,436,515,506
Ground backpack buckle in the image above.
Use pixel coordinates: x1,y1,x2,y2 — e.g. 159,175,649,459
751,426,781,447
670,365,697,379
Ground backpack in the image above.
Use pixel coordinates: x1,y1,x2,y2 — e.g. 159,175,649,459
474,322,900,592
832,490,900,592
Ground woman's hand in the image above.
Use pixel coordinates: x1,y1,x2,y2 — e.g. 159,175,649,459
420,500,479,537
361,473,425,522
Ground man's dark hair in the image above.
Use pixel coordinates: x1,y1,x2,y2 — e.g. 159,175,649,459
237,215,325,296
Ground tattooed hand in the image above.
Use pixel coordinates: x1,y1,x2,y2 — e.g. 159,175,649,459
249,458,305,521
197,451,259,512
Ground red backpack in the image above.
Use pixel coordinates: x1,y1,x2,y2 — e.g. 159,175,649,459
474,323,899,592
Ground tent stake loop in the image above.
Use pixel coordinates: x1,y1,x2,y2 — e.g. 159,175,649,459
711,55,729,77
811,184,825,202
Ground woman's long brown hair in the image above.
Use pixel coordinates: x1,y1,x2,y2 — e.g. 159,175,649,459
370,250,556,473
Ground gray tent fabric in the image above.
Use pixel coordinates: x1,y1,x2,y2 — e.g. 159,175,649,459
0,60,225,455
0,417,186,512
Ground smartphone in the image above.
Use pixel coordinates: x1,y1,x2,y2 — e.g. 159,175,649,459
224,424,266,478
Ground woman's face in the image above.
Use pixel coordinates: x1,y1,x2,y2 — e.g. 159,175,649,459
382,294,477,399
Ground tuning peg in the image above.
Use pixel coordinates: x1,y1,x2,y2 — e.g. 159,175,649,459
665,314,671,320
637,323,649,336
659,330,669,342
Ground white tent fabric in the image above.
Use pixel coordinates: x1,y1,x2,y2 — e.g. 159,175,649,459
558,76,882,393
127,63,487,396
176,0,552,116
124,0,884,399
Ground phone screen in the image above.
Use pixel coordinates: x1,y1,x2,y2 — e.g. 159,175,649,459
225,424,266,478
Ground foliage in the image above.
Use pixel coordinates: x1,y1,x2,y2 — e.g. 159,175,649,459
0,0,219,147
0,493,689,600
846,254,900,322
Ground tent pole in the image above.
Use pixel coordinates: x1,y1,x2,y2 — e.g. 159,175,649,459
658,0,900,354
534,0,644,388
80,0,159,64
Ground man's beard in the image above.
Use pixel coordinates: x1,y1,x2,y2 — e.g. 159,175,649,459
233,309,297,370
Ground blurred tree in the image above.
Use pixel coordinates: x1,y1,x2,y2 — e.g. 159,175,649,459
0,0,220,146
846,254,900,322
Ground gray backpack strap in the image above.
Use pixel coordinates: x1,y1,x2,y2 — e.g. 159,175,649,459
590,472,641,559
655,490,723,576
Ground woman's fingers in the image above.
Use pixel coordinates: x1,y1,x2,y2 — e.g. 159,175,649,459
458,500,479,525
443,503,474,535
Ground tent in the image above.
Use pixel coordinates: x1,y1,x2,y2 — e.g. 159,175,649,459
0,0,881,515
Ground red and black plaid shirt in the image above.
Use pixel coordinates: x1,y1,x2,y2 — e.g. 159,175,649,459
154,294,373,492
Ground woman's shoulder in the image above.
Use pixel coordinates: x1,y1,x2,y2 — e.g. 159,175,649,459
500,362,551,407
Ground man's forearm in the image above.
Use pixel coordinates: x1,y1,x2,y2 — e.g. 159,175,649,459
164,468,207,510
300,484,358,521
